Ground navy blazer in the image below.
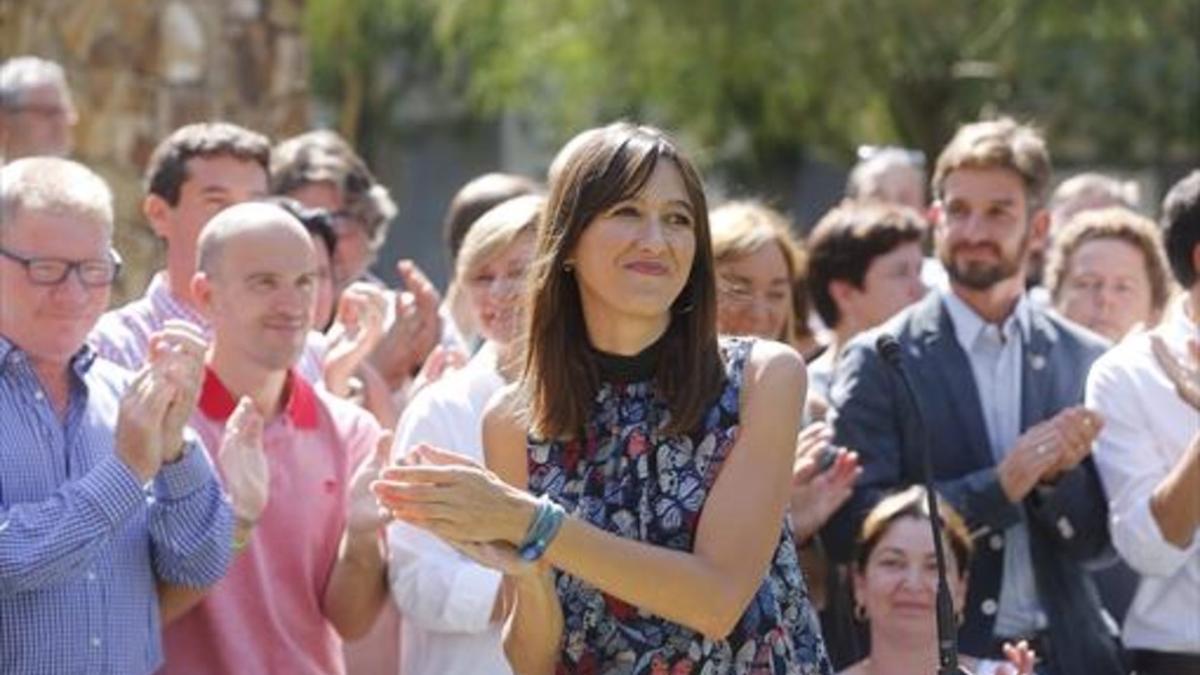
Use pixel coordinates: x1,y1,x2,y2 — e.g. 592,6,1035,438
821,293,1124,675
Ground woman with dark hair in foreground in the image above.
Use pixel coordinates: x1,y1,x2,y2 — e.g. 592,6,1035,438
374,122,832,674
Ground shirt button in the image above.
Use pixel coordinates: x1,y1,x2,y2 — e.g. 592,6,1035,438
989,534,1004,550
86,570,96,582
90,637,102,648
981,599,998,616
1057,517,1075,540
33,390,44,401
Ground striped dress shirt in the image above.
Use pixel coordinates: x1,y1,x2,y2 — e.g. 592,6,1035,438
0,337,233,675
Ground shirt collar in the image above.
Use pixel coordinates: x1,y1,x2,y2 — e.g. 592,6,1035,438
147,272,208,329
198,366,319,429
0,336,98,376
941,288,1032,349
1158,292,1200,345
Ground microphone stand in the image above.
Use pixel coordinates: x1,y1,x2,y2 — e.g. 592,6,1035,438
876,334,972,675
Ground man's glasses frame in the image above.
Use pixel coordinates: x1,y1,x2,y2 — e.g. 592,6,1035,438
0,246,122,287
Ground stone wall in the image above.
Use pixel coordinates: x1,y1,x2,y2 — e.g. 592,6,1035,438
1,0,310,303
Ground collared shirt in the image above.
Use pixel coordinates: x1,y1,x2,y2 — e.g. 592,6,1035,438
90,272,325,382
1087,296,1200,653
0,338,233,675
943,290,1047,637
387,343,511,675
160,367,380,675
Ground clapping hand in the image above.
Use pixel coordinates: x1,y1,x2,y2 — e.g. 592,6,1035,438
146,320,208,462
1040,406,1104,480
993,639,1037,675
373,443,534,545
324,282,389,397
1152,333,1200,411
370,260,442,390
407,344,469,401
346,431,395,534
789,422,860,542
115,367,175,482
217,397,269,523
999,406,1103,500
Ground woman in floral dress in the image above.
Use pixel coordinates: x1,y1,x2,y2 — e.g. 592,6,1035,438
375,122,832,675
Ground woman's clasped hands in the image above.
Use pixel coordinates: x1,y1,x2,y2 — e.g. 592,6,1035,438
372,444,544,575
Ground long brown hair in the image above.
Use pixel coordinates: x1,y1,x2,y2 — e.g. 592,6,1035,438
522,122,724,439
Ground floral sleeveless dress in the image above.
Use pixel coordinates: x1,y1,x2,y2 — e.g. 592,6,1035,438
527,337,832,675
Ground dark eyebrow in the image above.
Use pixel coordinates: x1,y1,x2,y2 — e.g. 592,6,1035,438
720,273,753,285
200,185,232,196
667,199,695,215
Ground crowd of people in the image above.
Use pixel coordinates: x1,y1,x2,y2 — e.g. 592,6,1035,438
1,54,1197,675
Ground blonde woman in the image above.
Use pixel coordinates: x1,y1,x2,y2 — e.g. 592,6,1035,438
386,195,541,675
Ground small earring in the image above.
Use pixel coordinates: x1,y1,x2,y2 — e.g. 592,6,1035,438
562,260,574,273
854,602,868,623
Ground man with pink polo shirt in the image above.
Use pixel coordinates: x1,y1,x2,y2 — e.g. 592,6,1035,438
157,202,393,675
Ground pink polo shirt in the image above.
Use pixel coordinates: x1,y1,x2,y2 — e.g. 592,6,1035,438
159,368,380,675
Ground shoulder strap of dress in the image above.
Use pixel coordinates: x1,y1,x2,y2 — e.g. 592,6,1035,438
720,336,756,388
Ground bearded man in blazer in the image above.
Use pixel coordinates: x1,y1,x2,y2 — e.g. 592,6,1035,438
822,118,1125,675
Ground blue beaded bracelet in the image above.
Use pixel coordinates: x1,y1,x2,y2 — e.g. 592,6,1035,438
517,495,566,561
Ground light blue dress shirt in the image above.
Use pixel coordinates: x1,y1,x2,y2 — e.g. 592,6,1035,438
942,291,1047,638
0,338,233,675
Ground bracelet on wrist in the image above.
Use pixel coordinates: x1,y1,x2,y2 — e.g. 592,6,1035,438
517,495,566,562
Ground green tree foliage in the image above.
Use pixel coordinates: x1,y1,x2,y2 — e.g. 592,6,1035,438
307,0,1198,184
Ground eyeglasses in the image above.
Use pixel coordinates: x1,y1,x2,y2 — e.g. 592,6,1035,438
0,246,122,287
328,210,369,237
3,103,76,121
718,278,790,307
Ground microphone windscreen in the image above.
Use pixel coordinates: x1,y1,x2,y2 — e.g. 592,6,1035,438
875,333,902,366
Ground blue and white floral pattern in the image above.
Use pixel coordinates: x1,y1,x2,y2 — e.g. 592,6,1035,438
528,337,832,675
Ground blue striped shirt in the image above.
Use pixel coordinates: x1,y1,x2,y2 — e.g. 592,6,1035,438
0,337,234,675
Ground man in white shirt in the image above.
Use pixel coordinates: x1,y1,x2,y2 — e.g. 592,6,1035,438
1087,170,1200,675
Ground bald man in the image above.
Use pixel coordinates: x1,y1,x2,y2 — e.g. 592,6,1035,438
159,203,394,675
0,157,231,674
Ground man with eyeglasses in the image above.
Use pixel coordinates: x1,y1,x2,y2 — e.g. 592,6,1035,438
0,157,233,673
0,56,78,160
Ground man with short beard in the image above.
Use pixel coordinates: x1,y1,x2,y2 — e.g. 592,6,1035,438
822,118,1124,675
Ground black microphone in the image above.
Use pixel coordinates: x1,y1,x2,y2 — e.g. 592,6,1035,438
876,333,970,675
